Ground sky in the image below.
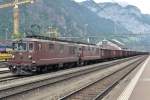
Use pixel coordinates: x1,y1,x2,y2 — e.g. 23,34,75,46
74,0,150,14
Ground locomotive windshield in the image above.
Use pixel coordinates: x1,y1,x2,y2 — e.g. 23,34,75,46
13,42,27,51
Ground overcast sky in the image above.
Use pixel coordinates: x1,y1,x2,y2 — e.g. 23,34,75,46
75,0,150,14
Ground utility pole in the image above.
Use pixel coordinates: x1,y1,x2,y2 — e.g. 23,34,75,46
5,28,8,40
84,24,88,42
0,0,34,38
114,20,117,34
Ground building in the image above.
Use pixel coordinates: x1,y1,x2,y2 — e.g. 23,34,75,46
97,39,127,50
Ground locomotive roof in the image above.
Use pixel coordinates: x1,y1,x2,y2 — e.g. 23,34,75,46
14,35,97,46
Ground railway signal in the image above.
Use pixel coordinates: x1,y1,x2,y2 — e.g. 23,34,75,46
0,0,34,38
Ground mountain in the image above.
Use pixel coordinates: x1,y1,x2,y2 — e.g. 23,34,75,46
0,0,128,42
81,0,150,34
81,0,150,50
0,0,150,50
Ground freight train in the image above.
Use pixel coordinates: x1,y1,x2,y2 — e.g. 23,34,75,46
8,36,147,75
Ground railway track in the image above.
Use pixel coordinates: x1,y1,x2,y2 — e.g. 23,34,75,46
0,62,8,68
0,73,15,82
0,56,146,99
0,62,9,74
60,56,146,100
0,70,9,74
0,76,20,83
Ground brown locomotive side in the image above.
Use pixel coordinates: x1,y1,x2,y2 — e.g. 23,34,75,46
8,37,147,75
34,41,79,65
9,39,81,75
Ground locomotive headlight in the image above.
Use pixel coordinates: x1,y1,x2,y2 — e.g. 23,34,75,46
28,55,32,59
12,55,15,59
13,66,16,69
32,60,36,64
19,52,23,55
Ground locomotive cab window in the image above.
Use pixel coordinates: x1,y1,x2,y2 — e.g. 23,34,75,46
18,43,27,51
79,47,82,51
36,43,41,51
29,43,34,51
12,42,27,51
12,43,18,50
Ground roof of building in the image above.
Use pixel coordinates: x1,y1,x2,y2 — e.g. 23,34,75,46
96,39,127,50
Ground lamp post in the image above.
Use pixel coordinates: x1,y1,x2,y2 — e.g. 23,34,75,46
84,24,88,42
84,24,88,36
5,28,8,40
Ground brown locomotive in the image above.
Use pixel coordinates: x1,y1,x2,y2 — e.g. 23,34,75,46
8,36,146,75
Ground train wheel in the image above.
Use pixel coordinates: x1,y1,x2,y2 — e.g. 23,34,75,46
41,66,48,73
52,65,59,71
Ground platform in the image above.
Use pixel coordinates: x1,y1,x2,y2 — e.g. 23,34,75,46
0,68,8,71
0,62,7,68
118,55,150,100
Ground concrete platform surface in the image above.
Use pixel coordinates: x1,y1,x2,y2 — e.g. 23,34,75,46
118,56,150,100
0,68,8,71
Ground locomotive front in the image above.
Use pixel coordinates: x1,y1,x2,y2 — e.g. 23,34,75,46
8,39,36,75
